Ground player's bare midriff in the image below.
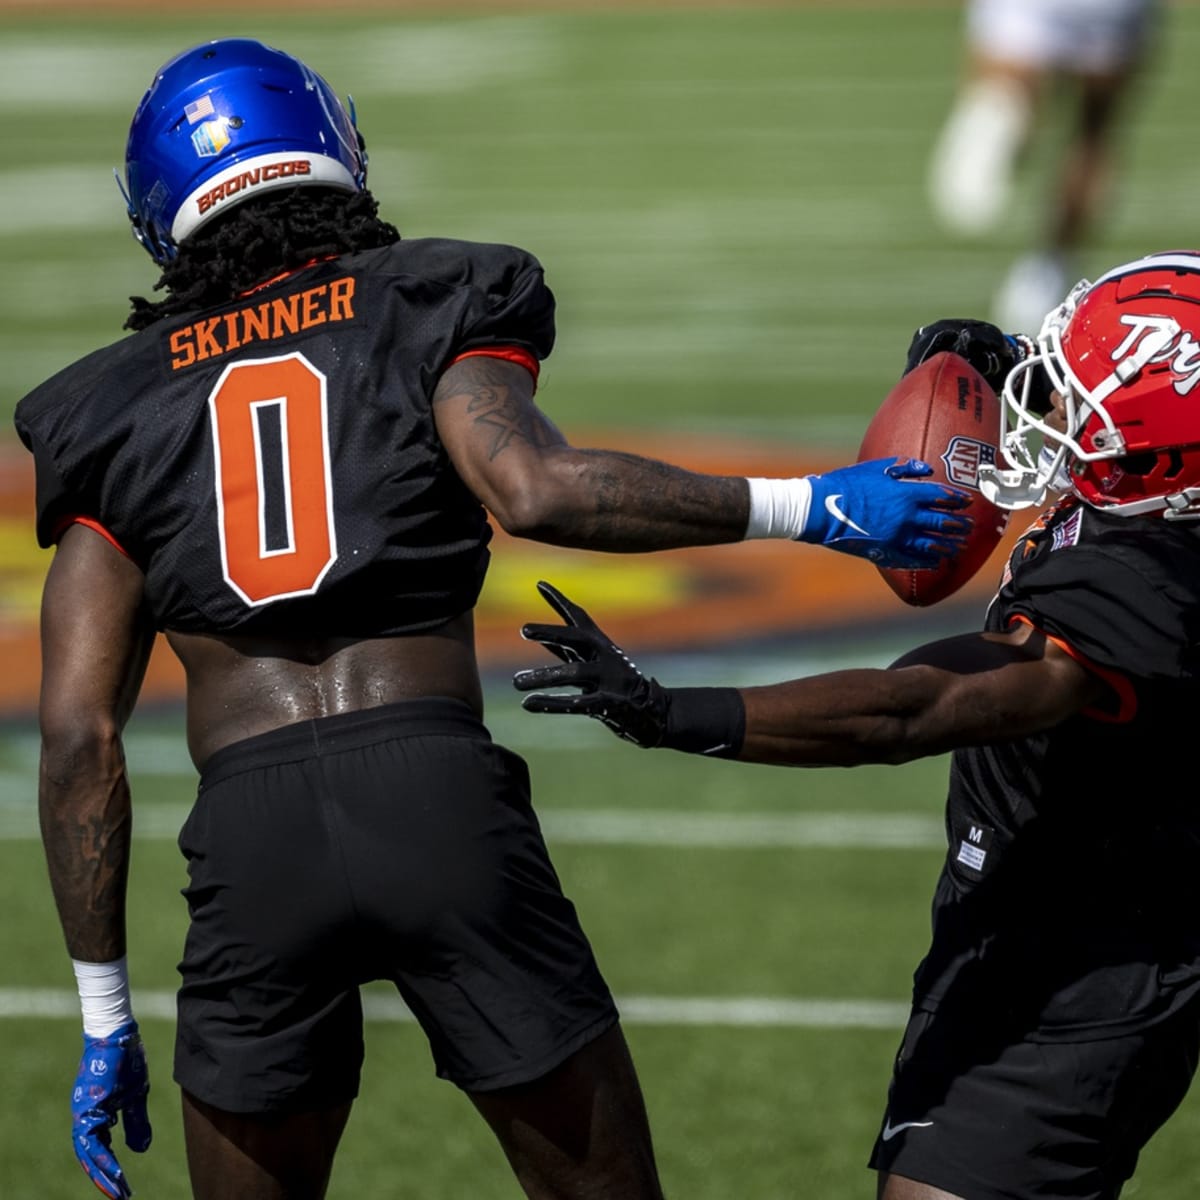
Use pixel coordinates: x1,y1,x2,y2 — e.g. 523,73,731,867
165,610,484,770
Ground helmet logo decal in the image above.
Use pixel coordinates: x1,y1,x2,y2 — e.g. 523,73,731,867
941,436,995,490
1112,314,1200,395
191,119,231,158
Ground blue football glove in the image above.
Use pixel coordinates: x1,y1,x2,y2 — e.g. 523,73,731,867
72,1021,152,1199
798,457,972,569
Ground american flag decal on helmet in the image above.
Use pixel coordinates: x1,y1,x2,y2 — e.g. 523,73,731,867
185,95,215,124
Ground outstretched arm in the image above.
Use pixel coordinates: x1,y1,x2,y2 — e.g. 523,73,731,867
736,627,1103,766
433,354,748,549
432,355,972,567
513,582,1108,765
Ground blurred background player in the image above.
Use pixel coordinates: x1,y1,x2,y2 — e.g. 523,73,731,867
928,0,1163,333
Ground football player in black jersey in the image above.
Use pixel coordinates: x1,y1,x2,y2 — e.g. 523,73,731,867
517,251,1200,1200
13,38,974,1200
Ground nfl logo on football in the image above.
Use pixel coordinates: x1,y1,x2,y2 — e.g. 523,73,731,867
941,437,995,490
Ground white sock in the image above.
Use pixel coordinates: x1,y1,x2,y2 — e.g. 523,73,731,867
928,78,1031,236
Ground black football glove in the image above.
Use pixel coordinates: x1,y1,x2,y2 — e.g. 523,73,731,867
514,581,671,747
513,582,744,756
904,318,1025,394
903,317,1052,414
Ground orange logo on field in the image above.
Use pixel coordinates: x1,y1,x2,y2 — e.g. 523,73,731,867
0,433,1027,718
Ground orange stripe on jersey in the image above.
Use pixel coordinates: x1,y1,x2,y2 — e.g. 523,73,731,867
237,255,340,298
51,515,132,560
450,346,540,387
1007,614,1136,724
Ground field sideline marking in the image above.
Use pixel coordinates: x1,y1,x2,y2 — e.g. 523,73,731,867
0,802,944,848
0,988,909,1029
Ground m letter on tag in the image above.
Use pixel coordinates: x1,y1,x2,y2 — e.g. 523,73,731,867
955,822,993,872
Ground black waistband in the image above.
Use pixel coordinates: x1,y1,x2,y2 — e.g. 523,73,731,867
199,698,487,789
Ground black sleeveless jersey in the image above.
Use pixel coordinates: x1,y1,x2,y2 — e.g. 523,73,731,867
914,496,1200,1039
13,238,554,637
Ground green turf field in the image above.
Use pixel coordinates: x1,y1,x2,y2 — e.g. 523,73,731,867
4,4,1200,1197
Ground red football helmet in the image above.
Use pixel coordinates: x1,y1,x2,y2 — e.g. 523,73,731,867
979,251,1200,520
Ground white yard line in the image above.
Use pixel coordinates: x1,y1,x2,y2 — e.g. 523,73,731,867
0,801,943,848
0,988,909,1029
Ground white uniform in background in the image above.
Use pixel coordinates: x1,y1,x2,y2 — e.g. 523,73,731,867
929,0,1162,334
966,0,1158,75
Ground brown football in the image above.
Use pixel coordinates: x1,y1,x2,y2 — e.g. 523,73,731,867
857,351,1009,607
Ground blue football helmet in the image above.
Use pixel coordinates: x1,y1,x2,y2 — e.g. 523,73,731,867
121,39,367,263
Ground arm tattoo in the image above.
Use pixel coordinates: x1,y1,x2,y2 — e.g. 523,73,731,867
39,758,131,962
581,449,746,520
436,355,748,545
468,386,557,460
444,356,558,460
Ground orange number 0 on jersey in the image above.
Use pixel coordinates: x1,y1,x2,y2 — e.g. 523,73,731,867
208,352,337,605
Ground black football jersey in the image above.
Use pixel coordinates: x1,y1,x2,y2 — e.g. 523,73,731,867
913,496,1200,1038
13,238,554,637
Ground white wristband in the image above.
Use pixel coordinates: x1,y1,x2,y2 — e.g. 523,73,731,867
744,476,814,540
73,956,134,1038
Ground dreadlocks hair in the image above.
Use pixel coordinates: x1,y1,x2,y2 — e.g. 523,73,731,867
124,187,400,332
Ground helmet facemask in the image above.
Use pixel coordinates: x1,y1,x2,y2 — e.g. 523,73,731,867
979,254,1200,520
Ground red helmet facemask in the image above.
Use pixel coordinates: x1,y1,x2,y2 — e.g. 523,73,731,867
979,251,1200,521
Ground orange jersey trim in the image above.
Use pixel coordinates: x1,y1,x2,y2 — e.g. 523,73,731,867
51,515,132,560
1007,614,1136,724
450,346,540,387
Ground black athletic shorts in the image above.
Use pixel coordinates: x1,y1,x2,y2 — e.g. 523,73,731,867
868,1000,1200,1199
173,699,618,1114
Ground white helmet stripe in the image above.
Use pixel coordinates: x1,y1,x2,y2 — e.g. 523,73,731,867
171,151,358,243
1093,252,1200,287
